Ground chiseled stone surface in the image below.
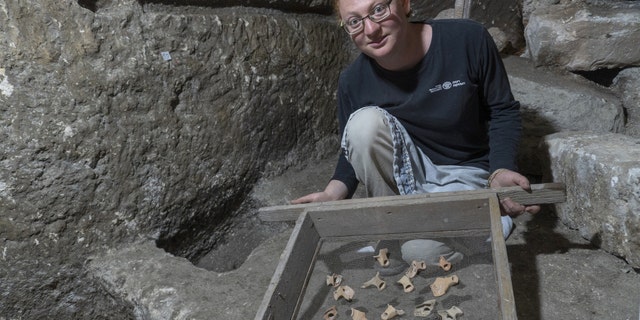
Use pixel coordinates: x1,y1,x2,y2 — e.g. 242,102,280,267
0,0,349,317
503,56,624,175
524,1,640,71
543,131,640,268
80,0,334,13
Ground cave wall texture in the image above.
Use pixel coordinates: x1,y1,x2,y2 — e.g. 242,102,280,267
0,0,352,317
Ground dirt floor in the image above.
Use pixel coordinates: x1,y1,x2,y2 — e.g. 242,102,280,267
506,208,640,320
297,236,502,319
212,156,640,320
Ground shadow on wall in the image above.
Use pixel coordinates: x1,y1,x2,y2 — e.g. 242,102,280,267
518,109,557,178
573,67,625,87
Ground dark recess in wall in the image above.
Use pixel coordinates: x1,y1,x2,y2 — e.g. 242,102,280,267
573,68,623,87
78,0,97,11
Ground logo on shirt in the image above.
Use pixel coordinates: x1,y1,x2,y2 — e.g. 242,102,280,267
428,80,466,93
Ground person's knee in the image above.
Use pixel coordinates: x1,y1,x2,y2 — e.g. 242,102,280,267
345,107,389,148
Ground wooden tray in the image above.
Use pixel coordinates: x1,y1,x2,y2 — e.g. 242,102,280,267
255,184,565,320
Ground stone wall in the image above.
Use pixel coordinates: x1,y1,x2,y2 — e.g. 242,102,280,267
503,56,624,175
520,0,640,270
0,0,351,317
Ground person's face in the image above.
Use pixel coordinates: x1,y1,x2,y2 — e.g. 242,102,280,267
337,0,411,61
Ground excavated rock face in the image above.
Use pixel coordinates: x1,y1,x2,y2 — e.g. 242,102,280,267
503,56,624,175
0,0,350,317
524,0,640,71
413,1,526,54
544,132,640,268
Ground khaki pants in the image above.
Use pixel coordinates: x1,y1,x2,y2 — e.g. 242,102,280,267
341,106,489,197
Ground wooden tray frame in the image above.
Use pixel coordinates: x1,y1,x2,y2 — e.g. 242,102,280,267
255,183,565,320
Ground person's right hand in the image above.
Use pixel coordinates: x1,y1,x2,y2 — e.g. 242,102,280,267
290,180,349,204
291,191,336,204
489,168,541,216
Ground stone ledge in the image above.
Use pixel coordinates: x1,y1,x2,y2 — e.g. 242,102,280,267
87,230,291,320
503,56,624,175
525,2,640,71
543,131,640,268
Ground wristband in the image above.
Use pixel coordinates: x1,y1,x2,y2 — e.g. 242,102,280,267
487,168,507,187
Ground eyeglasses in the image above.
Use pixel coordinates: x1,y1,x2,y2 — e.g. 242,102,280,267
340,0,393,35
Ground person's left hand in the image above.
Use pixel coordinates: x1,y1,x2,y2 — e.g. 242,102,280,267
489,169,541,216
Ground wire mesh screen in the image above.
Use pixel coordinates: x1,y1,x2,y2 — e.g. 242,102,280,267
296,234,499,319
